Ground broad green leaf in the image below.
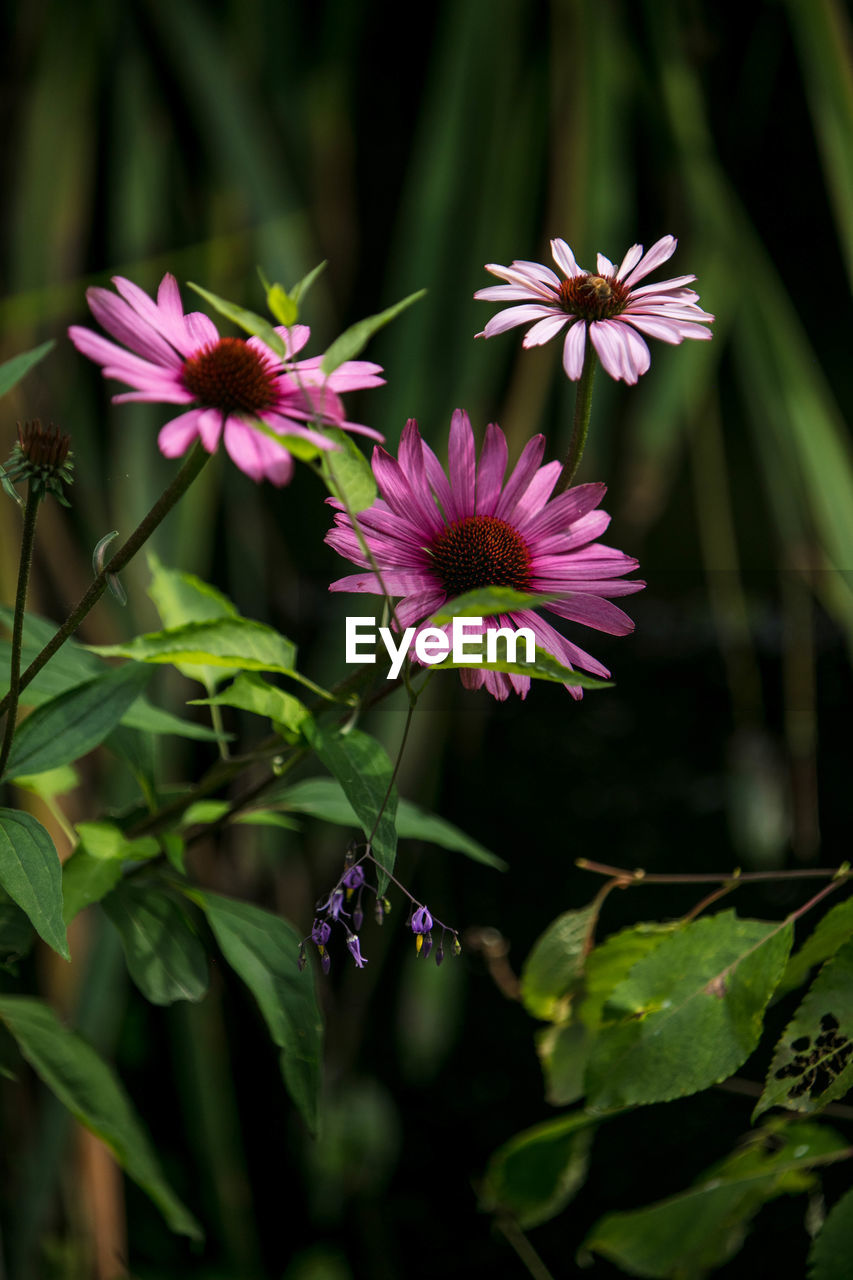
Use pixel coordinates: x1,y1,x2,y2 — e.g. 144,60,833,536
302,724,398,894
585,911,793,1110
0,339,54,399
122,699,224,742
191,672,311,736
265,282,298,326
432,637,613,690
428,587,561,625
0,893,34,960
778,895,853,997
537,924,678,1107
321,288,426,375
194,892,323,1134
89,618,298,682
809,1184,853,1280
320,428,377,513
62,822,161,924
102,882,208,1005
0,809,67,958
147,552,241,691
187,281,288,360
232,811,299,831
755,938,853,1119
480,1111,597,1229
521,905,598,1021
12,763,78,801
179,799,298,834
0,996,201,1240
583,1121,844,1278
270,776,505,870
2,663,152,780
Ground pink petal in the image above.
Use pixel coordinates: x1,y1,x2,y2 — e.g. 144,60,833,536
545,594,635,635
518,482,607,539
85,289,182,366
622,235,677,287
551,239,583,278
223,418,294,486
185,312,220,348
157,410,206,458
493,434,547,521
616,244,644,280
480,304,561,338
475,422,508,516
596,253,615,275
447,409,477,520
562,320,587,379
522,314,569,347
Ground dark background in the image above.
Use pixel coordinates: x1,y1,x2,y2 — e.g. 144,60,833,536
1,1,852,1276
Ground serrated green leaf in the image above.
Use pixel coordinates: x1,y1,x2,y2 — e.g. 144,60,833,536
778,895,853,997
0,340,54,399
0,996,201,1239
579,923,681,1030
481,1111,597,1229
427,587,561,625
89,618,298,683
2,662,153,780
755,938,853,1119
193,892,323,1134
301,724,397,894
102,883,208,1006
809,1184,853,1280
320,428,377,513
191,672,310,735
321,289,425,375
521,905,598,1021
187,281,288,361
583,1122,844,1279
0,809,67,958
269,776,505,870
585,911,793,1110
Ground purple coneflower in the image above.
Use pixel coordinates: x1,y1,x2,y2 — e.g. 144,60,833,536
326,410,643,701
69,273,385,486
475,235,713,385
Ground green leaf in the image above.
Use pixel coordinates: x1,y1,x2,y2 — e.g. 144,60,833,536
272,776,505,870
583,1121,845,1279
191,672,311,736
320,428,378,513
480,1111,597,1229
288,260,327,307
193,892,323,1134
102,882,208,1006
187,281,288,361
146,552,241,692
321,288,426,375
178,799,298,834
2,662,153,780
62,822,161,924
579,923,681,1031
265,282,298,326
809,1184,853,1280
302,724,398,894
778,895,853,997
0,996,201,1240
0,893,35,961
89,618,298,683
12,763,78,801
520,905,598,1021
585,911,793,1110
755,938,853,1119
0,339,54,399
431,636,613,689
0,809,68,958
427,587,561,625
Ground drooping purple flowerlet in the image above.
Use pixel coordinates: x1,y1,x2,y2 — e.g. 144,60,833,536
346,934,368,968
326,410,644,700
475,235,713,385
411,906,434,935
69,273,385,485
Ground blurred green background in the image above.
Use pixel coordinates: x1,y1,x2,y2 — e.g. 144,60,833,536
1,0,852,1276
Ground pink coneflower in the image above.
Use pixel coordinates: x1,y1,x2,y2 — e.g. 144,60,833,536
69,274,385,486
326,410,643,700
475,235,713,385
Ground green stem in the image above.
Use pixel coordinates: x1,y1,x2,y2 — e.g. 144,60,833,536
0,484,41,778
0,441,211,717
554,345,597,494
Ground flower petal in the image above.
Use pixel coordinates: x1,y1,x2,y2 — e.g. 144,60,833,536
551,239,583,278
622,235,677,287
522,314,569,348
562,320,587,380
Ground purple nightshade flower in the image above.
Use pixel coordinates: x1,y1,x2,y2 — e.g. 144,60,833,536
327,889,345,921
326,411,643,700
311,919,332,947
411,906,434,935
475,235,714,385
346,934,368,968
342,864,366,891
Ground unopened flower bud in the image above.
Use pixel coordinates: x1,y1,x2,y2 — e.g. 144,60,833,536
352,904,364,931
4,420,74,505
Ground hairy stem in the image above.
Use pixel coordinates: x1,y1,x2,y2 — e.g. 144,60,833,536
0,441,211,717
554,345,597,494
0,484,40,777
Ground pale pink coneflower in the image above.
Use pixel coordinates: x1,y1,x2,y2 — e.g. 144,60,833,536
475,235,713,385
69,274,385,486
326,410,644,701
